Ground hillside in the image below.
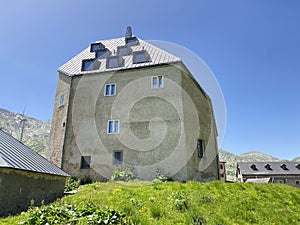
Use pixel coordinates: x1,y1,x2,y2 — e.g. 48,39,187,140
1,181,299,224
0,108,50,156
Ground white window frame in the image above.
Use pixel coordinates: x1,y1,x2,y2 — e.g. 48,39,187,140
59,94,65,107
151,75,164,89
107,120,119,134
104,84,116,96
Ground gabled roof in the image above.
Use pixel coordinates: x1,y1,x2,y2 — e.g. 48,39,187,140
237,162,300,176
0,129,69,176
58,37,181,76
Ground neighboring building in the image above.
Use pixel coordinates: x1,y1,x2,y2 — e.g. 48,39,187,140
236,162,300,188
48,27,219,182
0,129,69,217
219,161,226,182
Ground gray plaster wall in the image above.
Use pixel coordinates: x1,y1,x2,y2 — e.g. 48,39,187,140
0,168,66,217
51,63,219,181
48,73,71,167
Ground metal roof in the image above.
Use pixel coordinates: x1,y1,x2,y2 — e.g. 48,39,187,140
0,129,69,176
237,162,300,176
58,37,181,76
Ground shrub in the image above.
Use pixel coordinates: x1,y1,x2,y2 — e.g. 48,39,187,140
20,202,131,225
155,168,173,182
167,191,189,211
64,176,80,192
111,168,136,182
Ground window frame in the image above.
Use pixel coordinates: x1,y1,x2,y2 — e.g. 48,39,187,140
133,50,150,64
80,156,91,169
81,59,101,71
125,37,139,46
59,94,65,107
107,120,120,134
106,56,124,69
90,42,105,52
104,84,116,96
117,46,131,56
151,75,164,89
112,150,123,165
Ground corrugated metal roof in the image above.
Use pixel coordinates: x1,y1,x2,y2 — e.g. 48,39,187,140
0,129,69,176
238,162,300,175
58,37,181,76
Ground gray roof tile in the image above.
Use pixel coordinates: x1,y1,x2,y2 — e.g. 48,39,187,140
237,162,300,175
0,129,69,176
58,37,181,76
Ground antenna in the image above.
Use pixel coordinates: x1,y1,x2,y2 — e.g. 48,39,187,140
20,105,27,142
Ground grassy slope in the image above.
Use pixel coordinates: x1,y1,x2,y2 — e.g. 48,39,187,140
1,181,300,225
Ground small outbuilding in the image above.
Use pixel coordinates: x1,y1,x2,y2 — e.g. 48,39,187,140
0,129,69,217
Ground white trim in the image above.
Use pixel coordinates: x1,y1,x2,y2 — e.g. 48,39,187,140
151,75,164,89
104,83,117,96
107,120,120,134
59,93,65,107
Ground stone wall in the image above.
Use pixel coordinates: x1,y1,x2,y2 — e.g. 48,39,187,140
0,168,66,217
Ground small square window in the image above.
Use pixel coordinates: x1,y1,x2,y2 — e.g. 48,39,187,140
59,94,65,107
90,42,105,52
106,56,124,69
151,76,164,89
108,120,119,134
197,139,205,158
112,150,123,164
80,156,91,169
82,59,100,71
96,49,110,59
296,180,300,185
105,84,116,96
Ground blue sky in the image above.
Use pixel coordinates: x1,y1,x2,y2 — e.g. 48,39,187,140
0,1,299,159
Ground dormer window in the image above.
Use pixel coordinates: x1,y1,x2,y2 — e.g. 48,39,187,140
296,164,300,170
96,49,111,59
81,59,100,71
117,46,131,56
264,164,272,170
90,42,105,52
106,56,124,69
280,164,288,170
125,37,139,46
250,164,258,171
133,50,151,64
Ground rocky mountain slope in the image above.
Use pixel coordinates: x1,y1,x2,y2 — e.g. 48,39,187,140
0,108,51,156
0,108,298,180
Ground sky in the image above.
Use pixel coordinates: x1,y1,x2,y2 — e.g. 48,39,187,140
0,0,299,160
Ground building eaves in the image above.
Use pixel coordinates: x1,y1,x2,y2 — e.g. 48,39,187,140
0,129,69,177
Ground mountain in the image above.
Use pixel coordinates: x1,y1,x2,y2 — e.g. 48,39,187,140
0,108,50,156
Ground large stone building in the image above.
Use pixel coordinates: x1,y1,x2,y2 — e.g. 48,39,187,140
48,28,220,182
0,129,69,216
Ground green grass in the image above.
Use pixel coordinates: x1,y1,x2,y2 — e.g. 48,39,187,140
1,181,300,224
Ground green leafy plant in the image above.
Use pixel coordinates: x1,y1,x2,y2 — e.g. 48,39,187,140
155,168,173,182
167,191,189,211
64,176,80,192
111,168,136,182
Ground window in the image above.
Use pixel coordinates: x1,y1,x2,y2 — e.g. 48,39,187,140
112,150,123,164
197,139,205,158
106,56,124,69
117,46,131,56
133,50,150,64
90,42,105,52
59,94,65,107
125,37,139,46
107,120,119,134
105,84,116,96
220,164,223,170
296,181,300,185
82,59,100,71
152,76,164,89
96,49,110,59
80,156,91,169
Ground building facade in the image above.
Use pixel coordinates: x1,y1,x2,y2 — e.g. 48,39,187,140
0,129,69,216
48,28,220,182
219,161,227,182
237,162,300,188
